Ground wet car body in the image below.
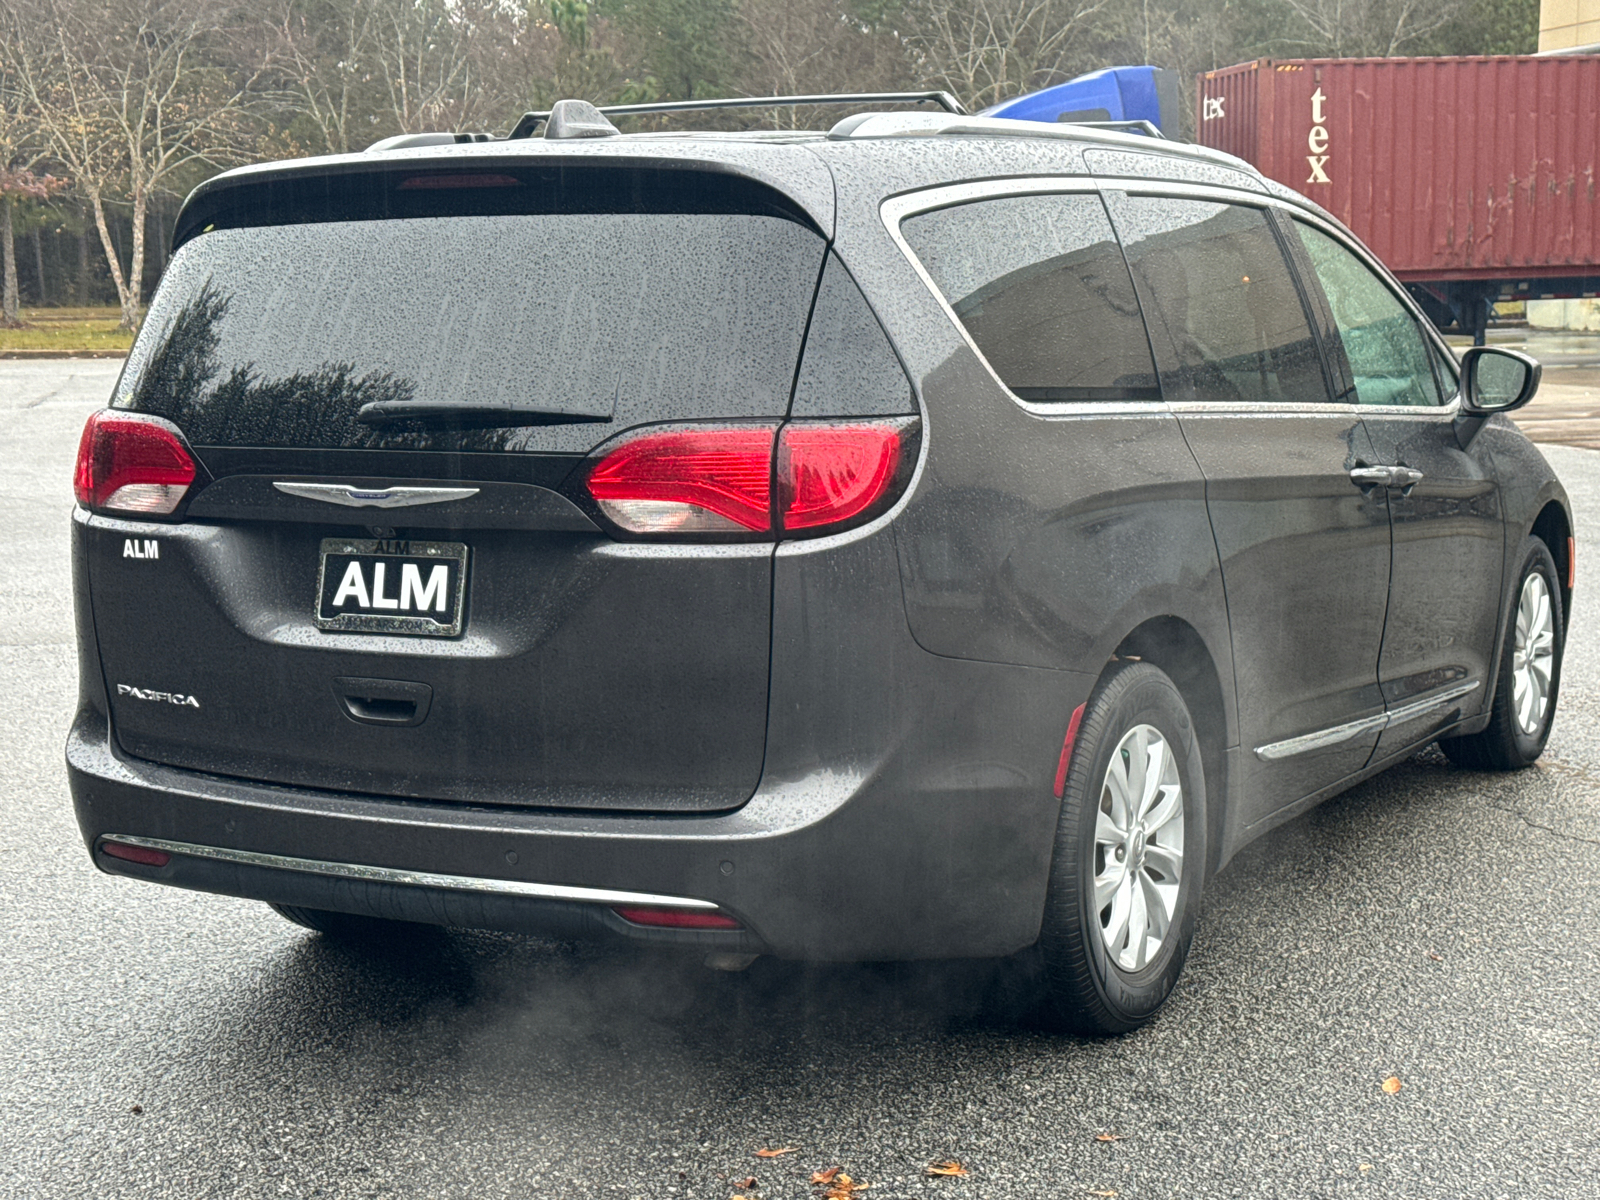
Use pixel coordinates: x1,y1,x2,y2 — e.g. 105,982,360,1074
69,111,1571,967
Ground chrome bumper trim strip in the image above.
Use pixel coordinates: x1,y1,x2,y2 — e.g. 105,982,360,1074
98,835,720,910
1254,681,1481,762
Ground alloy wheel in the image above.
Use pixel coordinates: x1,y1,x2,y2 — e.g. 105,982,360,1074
1094,724,1185,972
1512,572,1556,736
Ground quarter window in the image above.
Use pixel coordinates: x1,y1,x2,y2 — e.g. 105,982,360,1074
900,193,1159,402
1107,195,1327,406
1293,221,1442,408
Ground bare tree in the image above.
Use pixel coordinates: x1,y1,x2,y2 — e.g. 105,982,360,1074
7,0,267,330
901,0,1114,111
735,0,910,127
1280,0,1470,57
367,0,506,135
270,0,382,155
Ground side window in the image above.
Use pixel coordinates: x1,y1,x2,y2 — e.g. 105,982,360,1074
1106,194,1328,406
900,193,1160,402
1293,221,1442,408
791,251,914,417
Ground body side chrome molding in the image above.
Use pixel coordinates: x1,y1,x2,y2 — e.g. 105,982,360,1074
273,482,479,509
99,834,721,910
1255,681,1481,762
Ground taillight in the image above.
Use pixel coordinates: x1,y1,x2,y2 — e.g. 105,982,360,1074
585,418,913,539
778,422,903,531
586,425,776,534
74,411,197,516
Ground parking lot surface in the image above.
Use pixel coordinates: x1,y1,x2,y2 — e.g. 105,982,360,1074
3,357,1598,1199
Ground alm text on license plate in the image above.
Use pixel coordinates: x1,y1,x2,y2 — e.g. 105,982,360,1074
315,538,468,637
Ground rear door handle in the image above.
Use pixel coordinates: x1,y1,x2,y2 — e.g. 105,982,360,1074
1349,465,1424,489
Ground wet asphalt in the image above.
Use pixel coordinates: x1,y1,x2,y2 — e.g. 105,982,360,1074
3,358,1598,1200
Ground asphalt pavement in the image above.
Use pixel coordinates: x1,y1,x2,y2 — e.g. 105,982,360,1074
3,358,1599,1200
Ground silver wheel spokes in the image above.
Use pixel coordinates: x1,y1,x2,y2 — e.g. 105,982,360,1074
1512,572,1555,736
1094,724,1185,972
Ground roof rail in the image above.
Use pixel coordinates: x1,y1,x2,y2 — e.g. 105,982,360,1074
507,92,968,139
1069,119,1164,139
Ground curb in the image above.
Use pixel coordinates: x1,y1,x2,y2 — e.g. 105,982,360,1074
0,349,129,359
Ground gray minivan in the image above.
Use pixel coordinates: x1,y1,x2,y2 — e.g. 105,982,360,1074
69,100,1568,1033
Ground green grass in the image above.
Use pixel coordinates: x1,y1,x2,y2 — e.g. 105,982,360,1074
0,307,134,353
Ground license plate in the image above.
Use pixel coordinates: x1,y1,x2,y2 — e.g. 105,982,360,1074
315,538,468,637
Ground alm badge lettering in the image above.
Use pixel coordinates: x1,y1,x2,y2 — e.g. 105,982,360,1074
331,559,451,613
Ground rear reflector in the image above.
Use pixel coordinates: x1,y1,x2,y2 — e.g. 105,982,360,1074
778,422,903,531
101,840,171,868
74,412,197,516
585,419,912,538
612,906,742,930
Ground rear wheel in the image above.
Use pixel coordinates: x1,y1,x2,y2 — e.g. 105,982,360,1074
267,903,430,942
1031,662,1207,1035
1440,536,1563,770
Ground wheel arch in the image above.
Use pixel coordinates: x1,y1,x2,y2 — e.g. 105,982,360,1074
1113,616,1230,878
1531,499,1573,623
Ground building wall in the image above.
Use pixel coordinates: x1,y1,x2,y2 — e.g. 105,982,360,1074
1541,0,1600,52
1528,299,1600,330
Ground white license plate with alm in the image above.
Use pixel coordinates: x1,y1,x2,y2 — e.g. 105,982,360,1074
315,538,468,637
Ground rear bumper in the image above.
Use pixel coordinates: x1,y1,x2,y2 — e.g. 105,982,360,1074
68,643,1084,961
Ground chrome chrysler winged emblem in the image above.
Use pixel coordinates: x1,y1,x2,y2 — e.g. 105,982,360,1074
273,482,479,509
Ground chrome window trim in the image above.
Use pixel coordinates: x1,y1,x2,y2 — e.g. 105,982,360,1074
1254,681,1480,761
99,834,722,910
883,175,1461,421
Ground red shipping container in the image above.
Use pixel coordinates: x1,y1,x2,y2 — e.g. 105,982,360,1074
1196,57,1600,284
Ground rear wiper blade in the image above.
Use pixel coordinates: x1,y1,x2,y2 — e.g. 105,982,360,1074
356,400,613,428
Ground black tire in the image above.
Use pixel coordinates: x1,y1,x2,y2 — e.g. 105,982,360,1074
1030,661,1208,1035
1440,536,1564,771
267,902,431,942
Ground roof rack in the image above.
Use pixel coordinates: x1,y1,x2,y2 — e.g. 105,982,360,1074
507,92,969,139
1069,119,1164,139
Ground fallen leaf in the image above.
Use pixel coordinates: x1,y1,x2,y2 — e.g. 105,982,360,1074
733,1178,758,1190
812,1168,842,1184
757,1147,799,1158
1382,1076,1403,1094
817,1173,870,1198
1093,1133,1122,1143
1427,952,1443,962
926,1160,968,1176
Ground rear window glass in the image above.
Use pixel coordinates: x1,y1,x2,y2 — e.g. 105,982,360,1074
900,193,1159,402
115,211,824,454
1107,195,1327,406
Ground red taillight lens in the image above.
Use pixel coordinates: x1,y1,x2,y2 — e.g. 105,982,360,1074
585,419,914,539
777,422,903,531
586,425,777,534
612,906,742,930
74,412,196,516
100,840,171,868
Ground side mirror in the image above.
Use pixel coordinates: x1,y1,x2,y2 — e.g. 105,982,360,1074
1460,346,1541,416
